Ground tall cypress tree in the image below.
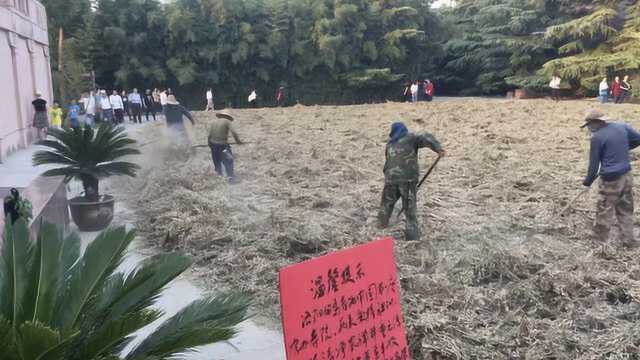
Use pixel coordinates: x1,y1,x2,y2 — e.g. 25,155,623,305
542,1,640,93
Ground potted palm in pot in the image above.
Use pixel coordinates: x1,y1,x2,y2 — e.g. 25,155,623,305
33,124,140,231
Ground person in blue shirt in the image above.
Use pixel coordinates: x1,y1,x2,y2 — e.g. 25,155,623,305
582,108,640,248
68,99,81,128
128,88,143,123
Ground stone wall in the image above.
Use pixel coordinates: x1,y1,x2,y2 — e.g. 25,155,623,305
0,0,52,162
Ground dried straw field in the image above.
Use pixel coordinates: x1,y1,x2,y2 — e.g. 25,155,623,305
122,99,640,359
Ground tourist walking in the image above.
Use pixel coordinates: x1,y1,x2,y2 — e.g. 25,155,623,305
402,83,411,102
276,86,285,107
49,101,63,129
100,90,114,123
68,99,81,128
206,88,214,111
581,108,640,249
129,88,143,123
549,75,561,101
248,89,257,107
620,75,632,103
110,90,125,124
424,79,434,102
378,122,445,241
208,110,242,183
160,88,168,114
121,90,131,122
143,89,157,121
31,91,48,140
164,95,195,146
612,76,623,103
82,90,96,127
410,81,419,103
599,78,609,104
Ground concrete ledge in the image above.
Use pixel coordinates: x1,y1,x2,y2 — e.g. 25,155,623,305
1,175,68,236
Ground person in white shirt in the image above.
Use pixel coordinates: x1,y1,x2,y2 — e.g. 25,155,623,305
100,90,114,123
549,75,561,101
160,89,168,114
128,88,143,123
110,90,125,124
83,90,97,127
206,88,214,111
599,78,609,104
248,89,257,107
410,80,419,103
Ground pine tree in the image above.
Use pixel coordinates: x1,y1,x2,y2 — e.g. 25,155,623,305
542,1,640,93
439,0,553,94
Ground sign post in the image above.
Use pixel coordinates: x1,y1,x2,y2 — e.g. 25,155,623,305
279,237,411,360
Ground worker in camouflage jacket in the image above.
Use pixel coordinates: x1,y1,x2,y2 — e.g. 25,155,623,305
378,122,444,240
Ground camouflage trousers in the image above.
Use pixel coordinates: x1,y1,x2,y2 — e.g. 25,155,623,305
378,181,420,240
593,173,636,246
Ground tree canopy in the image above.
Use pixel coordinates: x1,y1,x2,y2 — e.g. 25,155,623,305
40,0,640,106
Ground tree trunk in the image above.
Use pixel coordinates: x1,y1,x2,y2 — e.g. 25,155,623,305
80,174,100,202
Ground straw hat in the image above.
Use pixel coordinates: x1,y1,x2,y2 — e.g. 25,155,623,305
581,108,608,128
166,95,179,105
216,110,234,121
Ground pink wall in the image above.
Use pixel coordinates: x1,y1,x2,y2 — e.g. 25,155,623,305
0,0,52,162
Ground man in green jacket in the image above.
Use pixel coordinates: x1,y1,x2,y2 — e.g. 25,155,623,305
378,122,444,240
208,110,242,182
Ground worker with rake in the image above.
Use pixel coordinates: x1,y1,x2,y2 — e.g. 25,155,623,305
582,109,640,249
378,122,445,240
164,95,195,147
208,110,242,183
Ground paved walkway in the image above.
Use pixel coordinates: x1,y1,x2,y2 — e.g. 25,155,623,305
0,144,55,188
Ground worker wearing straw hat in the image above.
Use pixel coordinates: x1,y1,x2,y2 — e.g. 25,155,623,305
208,110,242,183
582,108,640,248
164,94,195,146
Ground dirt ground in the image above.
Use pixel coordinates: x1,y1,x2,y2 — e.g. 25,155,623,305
121,99,640,359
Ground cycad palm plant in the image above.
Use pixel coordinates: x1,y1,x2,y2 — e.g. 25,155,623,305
0,220,250,360
32,124,140,202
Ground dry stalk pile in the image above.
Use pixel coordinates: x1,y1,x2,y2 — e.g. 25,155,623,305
122,100,640,359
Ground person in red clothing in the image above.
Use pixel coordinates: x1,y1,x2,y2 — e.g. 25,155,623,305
424,79,434,102
276,86,285,107
612,76,623,103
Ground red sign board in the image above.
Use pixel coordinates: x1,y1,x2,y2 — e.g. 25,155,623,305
279,237,410,360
